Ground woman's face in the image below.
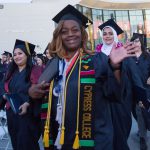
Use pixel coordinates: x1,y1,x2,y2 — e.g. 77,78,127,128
13,48,27,67
36,57,43,66
133,38,142,52
103,27,114,45
61,20,82,52
45,49,51,59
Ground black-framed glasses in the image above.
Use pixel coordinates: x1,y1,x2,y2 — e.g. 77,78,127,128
133,39,140,43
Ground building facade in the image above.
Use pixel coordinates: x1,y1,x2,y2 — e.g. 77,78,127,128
78,0,150,49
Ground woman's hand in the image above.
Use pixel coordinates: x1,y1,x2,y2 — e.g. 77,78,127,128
28,81,49,99
139,101,145,109
19,102,30,115
2,94,6,100
109,42,138,67
147,77,150,85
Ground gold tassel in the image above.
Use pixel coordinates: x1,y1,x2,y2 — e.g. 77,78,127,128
43,126,49,147
59,127,65,145
73,131,80,149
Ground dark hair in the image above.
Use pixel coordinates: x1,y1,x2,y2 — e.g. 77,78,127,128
130,34,148,58
5,50,33,82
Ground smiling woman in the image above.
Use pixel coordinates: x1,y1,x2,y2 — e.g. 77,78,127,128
0,39,42,150
28,4,140,150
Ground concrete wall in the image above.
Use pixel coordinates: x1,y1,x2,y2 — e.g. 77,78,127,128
0,0,80,55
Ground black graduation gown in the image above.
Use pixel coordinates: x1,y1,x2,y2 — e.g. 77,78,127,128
131,53,150,118
109,56,149,150
42,53,121,150
133,53,150,85
109,60,133,150
2,69,41,150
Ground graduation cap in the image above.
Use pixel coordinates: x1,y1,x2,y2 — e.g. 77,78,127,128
43,43,50,55
52,4,93,28
131,33,144,41
2,51,12,57
14,39,36,56
36,53,46,62
98,19,124,35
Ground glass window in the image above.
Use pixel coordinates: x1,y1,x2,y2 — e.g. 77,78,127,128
136,10,142,15
116,16,122,21
129,11,136,15
92,9,102,15
122,11,128,16
76,4,82,13
103,10,109,16
145,10,150,15
109,11,115,16
116,11,122,17
123,16,128,21
137,16,144,22
103,16,111,21
146,15,150,20
130,16,137,24
83,6,92,20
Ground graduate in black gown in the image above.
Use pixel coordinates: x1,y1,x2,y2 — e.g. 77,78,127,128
0,40,41,150
96,19,133,150
130,33,150,150
28,4,138,150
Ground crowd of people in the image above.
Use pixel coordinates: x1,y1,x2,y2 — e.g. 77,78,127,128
0,4,150,150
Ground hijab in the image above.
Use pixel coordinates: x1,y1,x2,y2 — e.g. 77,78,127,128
101,26,118,56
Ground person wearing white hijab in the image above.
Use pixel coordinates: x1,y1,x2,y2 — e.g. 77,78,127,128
96,19,134,150
96,19,123,54
101,26,119,56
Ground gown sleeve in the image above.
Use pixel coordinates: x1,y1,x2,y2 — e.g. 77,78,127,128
92,52,121,102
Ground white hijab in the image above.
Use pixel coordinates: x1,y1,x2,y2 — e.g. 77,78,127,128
101,26,118,56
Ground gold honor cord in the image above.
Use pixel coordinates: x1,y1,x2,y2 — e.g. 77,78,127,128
60,53,81,146
25,42,31,55
43,80,54,147
73,52,82,149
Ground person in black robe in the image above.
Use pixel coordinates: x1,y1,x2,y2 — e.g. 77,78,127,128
130,33,150,150
0,39,41,150
28,4,138,150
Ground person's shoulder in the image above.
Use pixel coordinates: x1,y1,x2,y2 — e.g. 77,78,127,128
30,65,44,84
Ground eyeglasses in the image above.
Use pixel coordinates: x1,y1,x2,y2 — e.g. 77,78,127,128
133,39,140,43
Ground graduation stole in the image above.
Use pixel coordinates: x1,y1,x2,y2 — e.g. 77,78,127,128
41,53,95,149
78,54,95,150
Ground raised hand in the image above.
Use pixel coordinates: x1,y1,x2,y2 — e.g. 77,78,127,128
109,42,138,67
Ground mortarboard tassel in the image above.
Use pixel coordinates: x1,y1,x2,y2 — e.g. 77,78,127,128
43,126,49,147
60,126,65,145
73,131,80,149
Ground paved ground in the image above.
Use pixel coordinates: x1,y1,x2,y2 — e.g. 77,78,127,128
0,116,150,150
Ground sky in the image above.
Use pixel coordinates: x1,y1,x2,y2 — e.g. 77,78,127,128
100,0,150,3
